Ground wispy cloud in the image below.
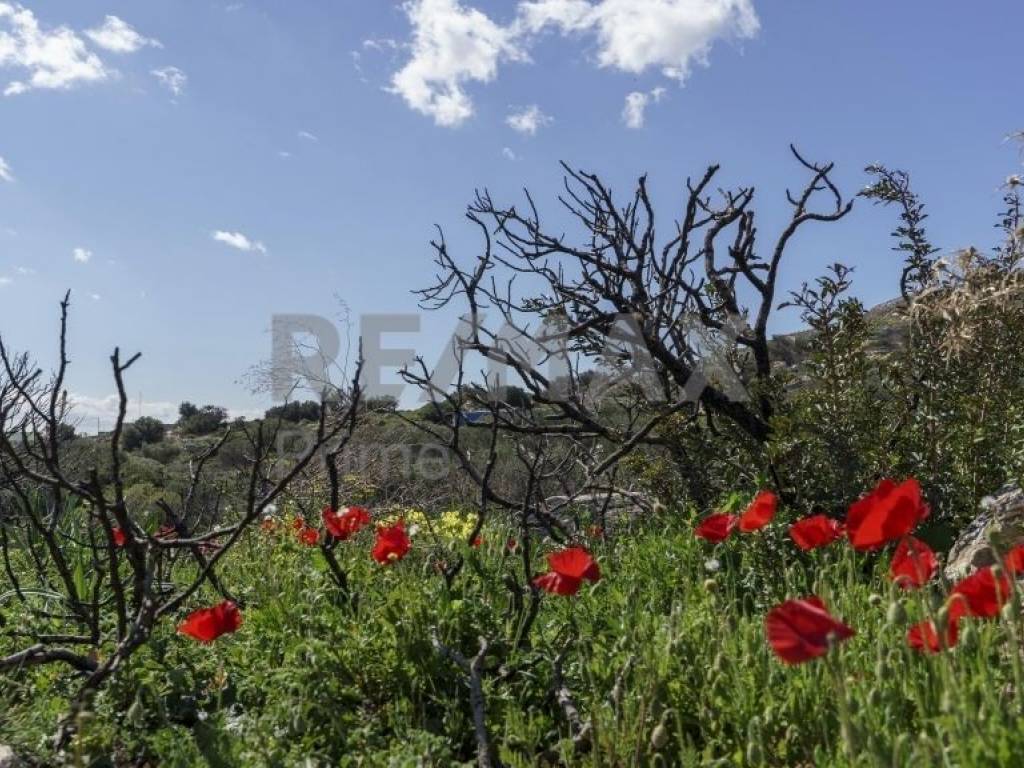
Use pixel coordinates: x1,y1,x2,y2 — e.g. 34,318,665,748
84,15,161,54
502,146,518,161
212,230,267,254
622,86,665,129
151,66,186,97
15,265,34,275
297,130,319,142
506,104,551,136
0,276,12,287
388,0,758,126
0,155,13,182
72,247,92,263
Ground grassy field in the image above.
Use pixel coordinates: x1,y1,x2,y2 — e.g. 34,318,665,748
5,495,1024,767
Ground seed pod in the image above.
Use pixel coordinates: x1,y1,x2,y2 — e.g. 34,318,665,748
868,593,884,606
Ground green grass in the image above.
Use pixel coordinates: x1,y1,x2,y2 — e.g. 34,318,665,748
5,509,1024,766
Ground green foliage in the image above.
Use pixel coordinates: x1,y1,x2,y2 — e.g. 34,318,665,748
122,416,166,451
264,400,322,423
6,513,1024,765
179,405,228,436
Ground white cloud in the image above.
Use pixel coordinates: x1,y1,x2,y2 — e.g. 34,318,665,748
212,230,267,254
388,0,758,125
15,265,33,274
518,0,593,32
622,86,665,129
0,276,11,286
390,0,527,127
0,3,110,95
506,104,551,135
278,150,292,159
297,130,318,141
85,15,160,54
502,146,517,160
72,247,92,263
68,392,180,433
151,66,186,97
522,0,759,80
0,155,12,182
89,292,101,301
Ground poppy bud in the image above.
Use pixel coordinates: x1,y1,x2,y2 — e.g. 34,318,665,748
868,687,882,708
893,733,911,763
712,652,727,673
936,605,952,631
868,593,883,606
1002,602,1016,621
846,687,860,716
886,601,907,626
650,723,669,750
746,741,764,765
874,660,888,680
958,622,975,647
703,578,718,593
939,691,954,714
127,696,145,727
652,501,667,516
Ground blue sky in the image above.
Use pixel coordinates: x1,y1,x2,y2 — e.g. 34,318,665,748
0,0,1021,427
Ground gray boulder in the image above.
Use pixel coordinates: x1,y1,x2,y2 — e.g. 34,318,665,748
945,484,1024,581
0,745,22,768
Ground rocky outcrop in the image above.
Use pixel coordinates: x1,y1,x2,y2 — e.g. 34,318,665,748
944,484,1024,581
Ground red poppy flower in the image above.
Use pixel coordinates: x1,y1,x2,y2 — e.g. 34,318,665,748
323,505,371,540
177,600,243,643
587,525,605,540
506,538,519,553
471,536,483,548
533,547,601,596
739,491,778,532
695,513,739,543
890,536,937,589
372,521,411,564
789,515,844,551
298,525,320,546
112,527,127,547
907,616,959,654
1004,545,1024,576
291,517,305,531
846,478,929,551
260,517,277,533
764,596,855,664
950,566,1011,618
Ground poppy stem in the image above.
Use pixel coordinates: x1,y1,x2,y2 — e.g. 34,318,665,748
828,642,858,761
